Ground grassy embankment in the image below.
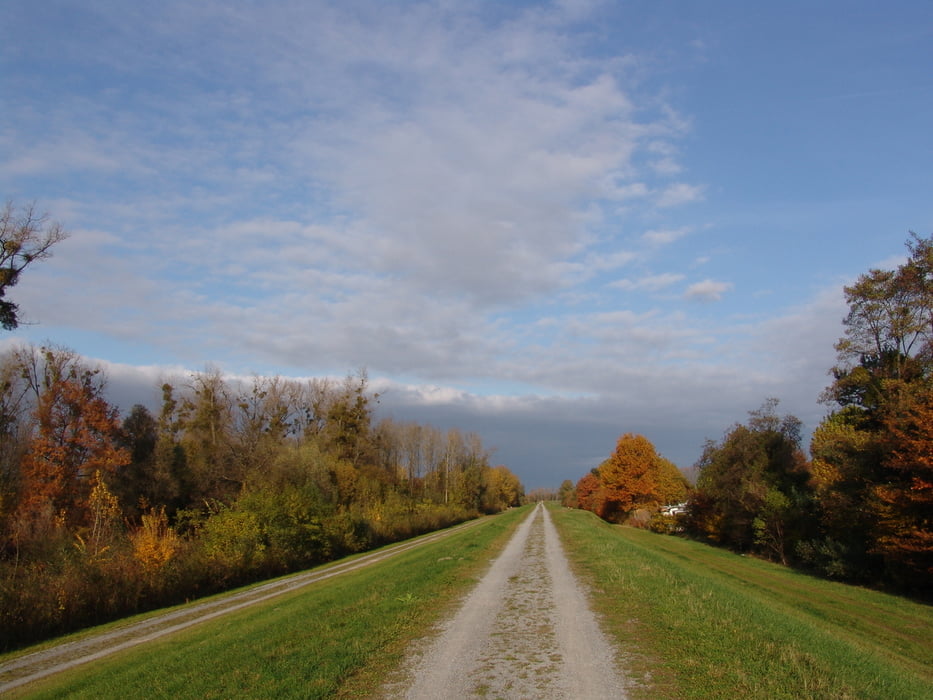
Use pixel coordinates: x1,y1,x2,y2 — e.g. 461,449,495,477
3,505,531,699
550,504,933,700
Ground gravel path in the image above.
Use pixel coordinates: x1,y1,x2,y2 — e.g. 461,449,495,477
383,502,629,699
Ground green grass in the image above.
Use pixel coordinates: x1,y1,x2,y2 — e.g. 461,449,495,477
550,505,933,699
7,505,531,699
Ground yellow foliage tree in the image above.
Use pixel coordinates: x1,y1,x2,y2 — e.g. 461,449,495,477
655,456,689,505
131,506,179,572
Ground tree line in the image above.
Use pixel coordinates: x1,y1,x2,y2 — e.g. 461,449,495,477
567,232,933,596
0,350,523,650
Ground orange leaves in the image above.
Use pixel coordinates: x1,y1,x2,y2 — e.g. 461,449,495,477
598,433,662,521
575,471,603,514
576,433,685,523
873,391,933,580
18,374,129,529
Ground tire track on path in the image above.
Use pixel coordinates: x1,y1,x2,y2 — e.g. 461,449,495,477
385,503,629,699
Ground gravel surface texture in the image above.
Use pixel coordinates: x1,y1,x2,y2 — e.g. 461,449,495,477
383,502,629,699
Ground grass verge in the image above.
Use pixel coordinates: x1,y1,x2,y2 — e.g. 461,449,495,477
550,505,932,700
6,505,531,699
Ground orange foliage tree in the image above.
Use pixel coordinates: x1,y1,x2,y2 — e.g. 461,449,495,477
17,369,129,531
575,471,603,514
574,433,688,523
598,433,661,522
875,391,933,583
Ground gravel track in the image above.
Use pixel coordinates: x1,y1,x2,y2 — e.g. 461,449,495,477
0,517,485,694
383,503,629,699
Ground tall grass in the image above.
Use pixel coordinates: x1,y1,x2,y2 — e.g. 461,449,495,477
5,506,530,699
550,505,932,700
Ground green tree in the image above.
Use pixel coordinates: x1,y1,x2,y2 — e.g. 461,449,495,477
687,400,812,562
558,479,576,507
179,368,237,502
0,201,68,330
113,404,158,518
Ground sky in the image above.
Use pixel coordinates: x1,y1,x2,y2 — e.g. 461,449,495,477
1,0,931,489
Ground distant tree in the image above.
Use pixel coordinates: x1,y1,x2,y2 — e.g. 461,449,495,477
114,404,159,518
598,433,661,522
655,455,690,505
179,368,236,501
575,470,603,514
0,201,69,330
485,465,524,510
687,400,812,563
558,479,576,507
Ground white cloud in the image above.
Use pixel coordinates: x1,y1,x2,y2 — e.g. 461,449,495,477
685,279,733,302
656,182,705,208
642,226,691,246
610,272,685,291
2,0,874,489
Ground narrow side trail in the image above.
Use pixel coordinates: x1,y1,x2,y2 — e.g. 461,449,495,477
0,517,486,694
385,503,629,699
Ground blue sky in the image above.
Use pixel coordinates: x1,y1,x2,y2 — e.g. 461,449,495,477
1,0,931,488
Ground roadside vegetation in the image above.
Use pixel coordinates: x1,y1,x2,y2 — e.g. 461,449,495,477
2,505,531,699
551,505,933,699
0,351,523,651
566,232,933,598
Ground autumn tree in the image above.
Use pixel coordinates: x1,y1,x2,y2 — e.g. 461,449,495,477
871,392,933,587
655,455,689,505
16,354,129,534
0,201,69,330
485,465,524,511
687,400,812,563
450,431,490,512
0,349,33,541
598,433,662,522
575,471,602,514
0,356,516,650
808,232,933,586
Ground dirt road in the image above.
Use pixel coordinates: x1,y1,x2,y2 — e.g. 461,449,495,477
383,502,629,699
